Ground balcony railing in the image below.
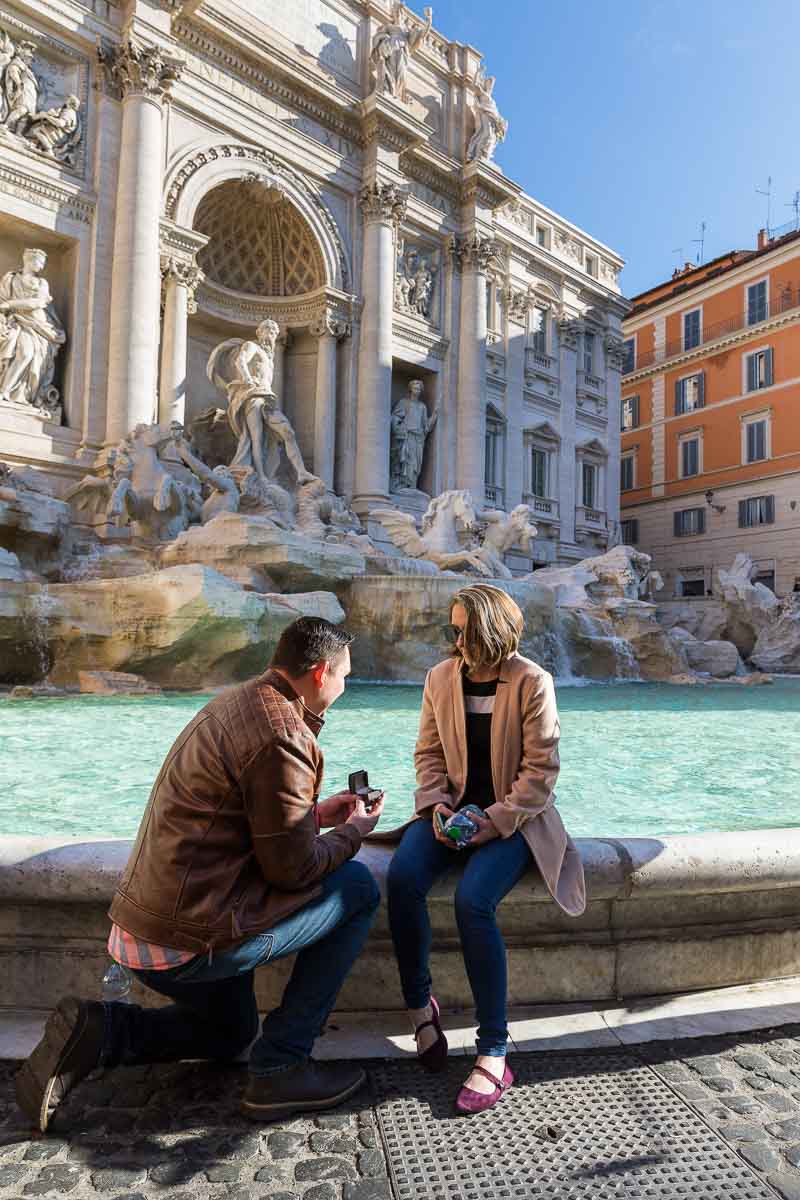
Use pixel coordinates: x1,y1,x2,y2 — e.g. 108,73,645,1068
575,505,605,527
525,347,557,375
625,288,800,374
523,495,560,522
485,484,504,507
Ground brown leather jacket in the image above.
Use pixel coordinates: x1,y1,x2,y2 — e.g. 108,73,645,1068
108,669,361,954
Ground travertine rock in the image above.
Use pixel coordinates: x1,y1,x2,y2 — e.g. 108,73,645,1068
656,600,728,643
77,670,163,696
0,548,24,581
0,464,70,568
716,553,779,657
751,594,800,674
680,636,742,679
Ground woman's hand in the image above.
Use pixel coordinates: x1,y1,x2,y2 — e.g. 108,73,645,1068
432,803,458,848
467,812,500,847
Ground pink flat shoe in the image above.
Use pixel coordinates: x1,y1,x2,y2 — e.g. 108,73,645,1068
414,996,448,1074
455,1062,514,1114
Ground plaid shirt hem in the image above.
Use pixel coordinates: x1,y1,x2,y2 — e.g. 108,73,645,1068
107,923,195,971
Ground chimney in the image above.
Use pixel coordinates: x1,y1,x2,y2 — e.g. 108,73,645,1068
757,228,769,250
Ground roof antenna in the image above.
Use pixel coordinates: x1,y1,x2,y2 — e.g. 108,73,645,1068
691,221,707,265
785,190,800,231
756,175,773,235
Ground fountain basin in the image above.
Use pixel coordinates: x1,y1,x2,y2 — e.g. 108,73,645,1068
1,831,799,1013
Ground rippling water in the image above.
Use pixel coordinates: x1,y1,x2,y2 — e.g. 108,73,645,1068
2,679,799,839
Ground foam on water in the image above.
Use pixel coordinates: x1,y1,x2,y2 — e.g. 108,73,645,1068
2,679,799,839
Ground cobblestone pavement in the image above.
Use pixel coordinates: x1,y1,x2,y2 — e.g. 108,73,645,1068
0,1021,799,1198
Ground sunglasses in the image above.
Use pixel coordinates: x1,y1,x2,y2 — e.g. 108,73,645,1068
441,624,465,645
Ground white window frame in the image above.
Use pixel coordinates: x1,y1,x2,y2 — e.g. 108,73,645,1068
675,370,704,414
678,429,703,479
740,409,772,465
582,461,598,509
742,344,774,393
585,253,598,278
674,508,706,538
583,330,595,375
535,224,550,250
529,306,550,355
682,306,703,350
620,450,636,492
621,394,640,431
484,403,506,505
746,276,769,326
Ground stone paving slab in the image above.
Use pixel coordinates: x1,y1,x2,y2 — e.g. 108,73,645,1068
0,1022,799,1199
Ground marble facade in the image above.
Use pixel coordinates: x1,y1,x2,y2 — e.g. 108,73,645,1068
0,0,626,567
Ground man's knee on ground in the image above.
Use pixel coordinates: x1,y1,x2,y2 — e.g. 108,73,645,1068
335,859,381,913
211,1008,260,1061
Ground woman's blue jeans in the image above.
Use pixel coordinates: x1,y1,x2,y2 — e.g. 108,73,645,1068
102,860,380,1077
387,817,532,1057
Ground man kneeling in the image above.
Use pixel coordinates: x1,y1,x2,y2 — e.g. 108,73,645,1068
16,617,383,1132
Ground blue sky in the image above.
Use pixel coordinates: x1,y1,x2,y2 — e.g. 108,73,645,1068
423,0,800,298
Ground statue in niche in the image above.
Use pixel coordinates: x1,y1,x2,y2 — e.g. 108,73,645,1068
0,32,83,165
207,318,315,488
370,4,432,102
395,239,439,320
0,248,66,423
390,379,438,493
466,64,507,163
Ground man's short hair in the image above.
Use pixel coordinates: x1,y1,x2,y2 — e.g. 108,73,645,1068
271,617,354,677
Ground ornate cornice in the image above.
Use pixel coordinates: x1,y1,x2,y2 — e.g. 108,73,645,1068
392,311,450,359
0,160,95,224
97,35,183,101
557,316,582,349
310,311,350,339
359,181,408,225
160,255,204,312
448,231,501,273
196,278,357,331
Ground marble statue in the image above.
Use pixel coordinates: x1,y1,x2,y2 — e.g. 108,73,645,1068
475,505,538,579
466,65,507,163
0,249,66,422
390,379,438,492
370,4,432,101
296,477,365,543
395,241,438,320
170,427,241,524
207,319,315,487
372,489,497,575
0,32,82,165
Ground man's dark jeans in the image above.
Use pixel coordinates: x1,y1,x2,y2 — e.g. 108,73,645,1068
101,860,380,1076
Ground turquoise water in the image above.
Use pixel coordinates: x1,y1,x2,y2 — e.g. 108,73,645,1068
2,680,799,839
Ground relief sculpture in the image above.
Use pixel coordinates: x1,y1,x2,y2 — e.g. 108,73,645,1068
0,31,82,166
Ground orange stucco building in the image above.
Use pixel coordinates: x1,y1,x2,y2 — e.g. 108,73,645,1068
620,226,800,597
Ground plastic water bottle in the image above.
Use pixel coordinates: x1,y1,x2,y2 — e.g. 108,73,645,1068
101,961,132,1003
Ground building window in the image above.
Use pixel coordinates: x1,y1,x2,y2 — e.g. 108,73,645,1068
536,225,549,248
754,569,776,592
621,394,640,431
681,576,706,598
747,279,768,325
679,435,700,479
582,462,598,509
674,508,706,537
620,518,639,544
745,347,773,391
620,453,635,491
683,308,701,350
675,372,704,415
745,418,768,463
585,253,597,278
530,447,548,498
583,331,595,375
623,337,635,374
531,307,549,354
738,495,775,527
485,409,505,505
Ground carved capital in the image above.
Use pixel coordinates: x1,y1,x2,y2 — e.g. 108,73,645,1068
310,311,350,339
448,231,501,274
160,255,204,312
557,315,581,349
603,333,626,371
359,182,408,224
501,285,533,323
97,35,183,102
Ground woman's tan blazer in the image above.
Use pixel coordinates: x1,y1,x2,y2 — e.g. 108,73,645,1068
413,652,586,917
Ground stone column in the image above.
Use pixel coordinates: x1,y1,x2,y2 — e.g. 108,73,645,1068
310,313,348,488
502,287,532,511
158,257,203,426
353,182,407,513
557,316,580,547
98,36,182,443
273,329,291,408
451,232,498,501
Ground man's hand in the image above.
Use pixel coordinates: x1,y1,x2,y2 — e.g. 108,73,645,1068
317,790,359,828
467,811,500,847
432,803,458,848
345,794,385,838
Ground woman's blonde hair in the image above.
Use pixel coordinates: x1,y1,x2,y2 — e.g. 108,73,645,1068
450,584,523,669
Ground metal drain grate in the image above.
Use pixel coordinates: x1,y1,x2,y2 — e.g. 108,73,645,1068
371,1051,775,1200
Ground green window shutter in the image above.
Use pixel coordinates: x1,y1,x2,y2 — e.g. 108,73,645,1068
765,348,774,386
673,511,682,537
675,379,683,415
697,373,705,407
747,355,756,392
738,499,748,528
766,495,775,523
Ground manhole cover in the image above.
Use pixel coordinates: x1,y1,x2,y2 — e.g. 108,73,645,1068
371,1051,774,1199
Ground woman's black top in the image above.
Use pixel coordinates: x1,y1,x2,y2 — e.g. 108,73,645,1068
460,675,499,809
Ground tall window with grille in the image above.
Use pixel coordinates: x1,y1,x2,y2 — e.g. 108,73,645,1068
745,348,773,391
623,337,635,373
674,508,706,536
747,280,768,325
745,418,768,463
621,394,640,431
530,446,548,498
583,331,595,375
679,436,700,478
582,462,598,509
683,309,701,349
621,518,639,544
485,411,505,506
620,454,635,491
531,307,549,355
738,495,775,527
675,372,704,414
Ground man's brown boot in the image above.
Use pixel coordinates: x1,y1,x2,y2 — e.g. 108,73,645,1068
241,1060,366,1123
15,997,106,1133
